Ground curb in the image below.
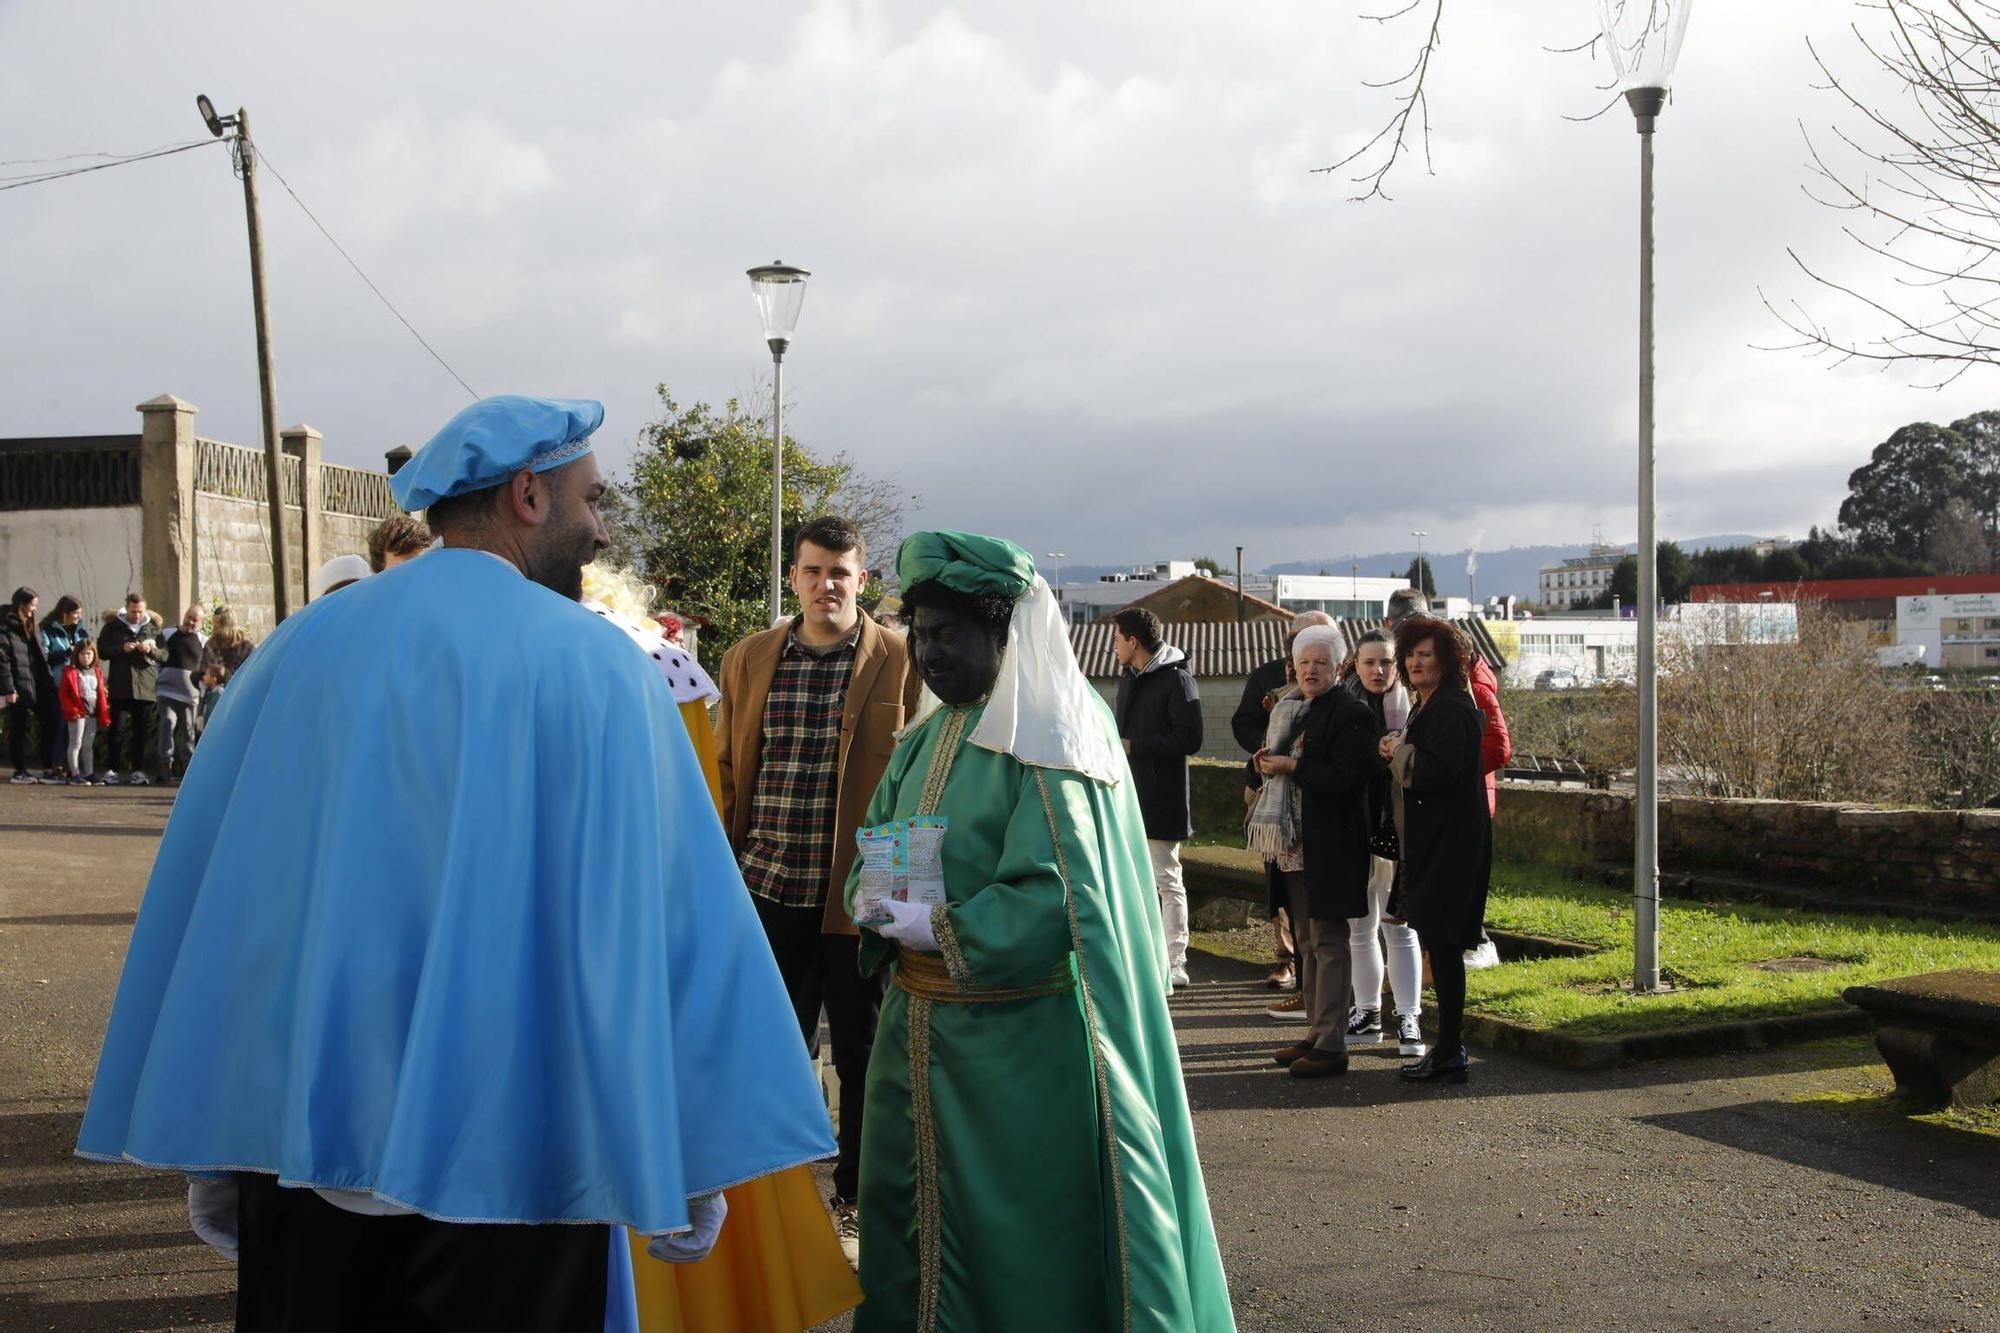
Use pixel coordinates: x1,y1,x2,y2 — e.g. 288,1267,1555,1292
1448,1005,1872,1071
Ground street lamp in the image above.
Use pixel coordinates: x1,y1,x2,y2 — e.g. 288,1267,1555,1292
1047,552,1066,598
1599,0,1692,993
748,261,810,624
1410,530,1428,596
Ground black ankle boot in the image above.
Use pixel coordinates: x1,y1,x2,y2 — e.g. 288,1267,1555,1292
1398,1045,1469,1084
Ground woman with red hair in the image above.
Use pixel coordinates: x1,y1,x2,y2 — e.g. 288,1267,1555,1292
1381,617,1492,1085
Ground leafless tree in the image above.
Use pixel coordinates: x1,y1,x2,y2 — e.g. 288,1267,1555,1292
1927,495,1997,569
1314,1,1446,201
1766,1,2000,385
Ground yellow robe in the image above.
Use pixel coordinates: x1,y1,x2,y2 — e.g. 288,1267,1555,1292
626,700,863,1332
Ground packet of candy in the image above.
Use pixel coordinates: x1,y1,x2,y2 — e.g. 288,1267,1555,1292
903,815,948,908
852,821,906,927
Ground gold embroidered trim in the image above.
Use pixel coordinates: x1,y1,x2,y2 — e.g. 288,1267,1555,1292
916,707,972,817
932,905,973,987
1034,770,1133,1333
896,946,1070,1003
909,994,941,1333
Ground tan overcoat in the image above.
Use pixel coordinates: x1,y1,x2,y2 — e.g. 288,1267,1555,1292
714,613,923,935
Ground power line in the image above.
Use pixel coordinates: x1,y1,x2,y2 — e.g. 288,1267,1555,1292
0,140,220,191
252,146,479,399
0,139,216,170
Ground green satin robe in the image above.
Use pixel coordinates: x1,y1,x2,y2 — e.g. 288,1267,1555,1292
848,701,1235,1332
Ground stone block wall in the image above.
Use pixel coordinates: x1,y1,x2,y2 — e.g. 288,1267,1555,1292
1496,783,2000,915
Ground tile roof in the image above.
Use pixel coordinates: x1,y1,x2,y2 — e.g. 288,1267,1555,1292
1070,618,1507,678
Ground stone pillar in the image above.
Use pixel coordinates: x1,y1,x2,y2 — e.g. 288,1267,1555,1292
137,394,198,617
283,424,323,603
384,445,413,476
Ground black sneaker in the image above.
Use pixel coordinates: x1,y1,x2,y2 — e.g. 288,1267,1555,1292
1395,1011,1427,1057
1344,1007,1382,1040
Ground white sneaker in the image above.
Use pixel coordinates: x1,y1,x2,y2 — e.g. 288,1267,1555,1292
129,772,152,786
1169,964,1191,989
1395,1012,1428,1058
831,1199,859,1271
1464,939,1501,970
8,772,36,784
102,770,121,785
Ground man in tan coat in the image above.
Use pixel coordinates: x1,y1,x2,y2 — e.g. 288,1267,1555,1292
714,514,922,1269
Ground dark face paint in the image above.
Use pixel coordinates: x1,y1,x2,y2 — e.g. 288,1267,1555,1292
911,604,1005,706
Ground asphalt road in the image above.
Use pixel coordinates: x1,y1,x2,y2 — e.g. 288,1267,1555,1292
3,783,1996,1332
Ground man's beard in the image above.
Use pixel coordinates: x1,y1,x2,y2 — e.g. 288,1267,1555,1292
522,520,592,601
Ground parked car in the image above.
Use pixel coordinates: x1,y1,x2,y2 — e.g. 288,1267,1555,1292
1533,668,1580,691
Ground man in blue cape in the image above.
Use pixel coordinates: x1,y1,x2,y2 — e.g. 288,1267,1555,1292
77,395,834,1331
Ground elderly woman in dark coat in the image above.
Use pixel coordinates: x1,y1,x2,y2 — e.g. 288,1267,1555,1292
1253,624,1382,1078
1382,617,1492,1085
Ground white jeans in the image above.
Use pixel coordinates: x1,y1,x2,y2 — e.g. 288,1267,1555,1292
1350,854,1423,1017
1148,839,1189,969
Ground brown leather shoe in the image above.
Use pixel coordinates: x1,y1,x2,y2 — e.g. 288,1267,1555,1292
1289,1050,1350,1078
1273,1042,1315,1067
1264,964,1296,990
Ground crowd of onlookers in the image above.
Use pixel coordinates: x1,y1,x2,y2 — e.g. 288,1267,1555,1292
2,517,441,789
1111,587,1512,1088
3,587,255,785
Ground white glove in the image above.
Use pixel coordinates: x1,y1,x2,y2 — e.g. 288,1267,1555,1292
188,1176,239,1262
645,1191,727,1264
875,897,940,952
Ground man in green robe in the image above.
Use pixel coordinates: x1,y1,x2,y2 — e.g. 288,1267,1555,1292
847,530,1235,1332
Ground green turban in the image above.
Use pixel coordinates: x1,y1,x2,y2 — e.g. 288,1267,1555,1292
895,530,1037,602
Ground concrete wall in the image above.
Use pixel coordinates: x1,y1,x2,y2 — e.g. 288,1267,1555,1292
194,489,307,635
0,507,143,621
1089,675,1250,762
1494,783,2000,916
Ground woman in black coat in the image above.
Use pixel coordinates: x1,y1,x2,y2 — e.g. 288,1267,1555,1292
1254,625,1381,1077
3,588,58,783
1384,617,1492,1084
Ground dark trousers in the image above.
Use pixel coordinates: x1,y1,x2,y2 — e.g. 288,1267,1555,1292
235,1172,609,1332
4,700,33,774
751,894,883,1203
107,698,152,774
1418,928,1467,1054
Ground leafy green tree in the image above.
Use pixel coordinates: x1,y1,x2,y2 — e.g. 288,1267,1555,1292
1608,541,1692,606
1403,557,1435,598
1839,421,1971,561
1193,556,1224,576
611,386,913,670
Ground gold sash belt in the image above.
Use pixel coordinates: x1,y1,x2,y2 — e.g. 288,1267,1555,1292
893,947,1074,1004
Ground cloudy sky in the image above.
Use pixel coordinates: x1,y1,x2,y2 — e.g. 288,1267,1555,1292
5,1,1994,569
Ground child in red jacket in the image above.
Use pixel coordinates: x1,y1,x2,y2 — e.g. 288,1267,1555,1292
58,640,112,784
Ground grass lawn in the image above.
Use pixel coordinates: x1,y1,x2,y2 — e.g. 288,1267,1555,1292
1471,860,2000,1037
1191,858,2000,1040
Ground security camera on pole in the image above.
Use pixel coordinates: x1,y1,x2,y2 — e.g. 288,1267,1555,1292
196,94,291,622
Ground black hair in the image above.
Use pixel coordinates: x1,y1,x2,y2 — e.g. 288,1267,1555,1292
422,483,507,536
794,514,866,565
1386,587,1430,622
1112,606,1164,652
900,578,1014,639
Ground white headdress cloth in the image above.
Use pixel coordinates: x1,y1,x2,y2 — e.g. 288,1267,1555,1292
905,574,1126,787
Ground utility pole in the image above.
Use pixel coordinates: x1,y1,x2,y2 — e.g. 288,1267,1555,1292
1234,546,1245,624
198,96,291,621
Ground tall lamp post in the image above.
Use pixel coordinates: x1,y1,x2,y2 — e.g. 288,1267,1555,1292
1599,0,1691,993
748,262,810,625
1410,530,1429,596
1047,552,1066,600
196,94,291,622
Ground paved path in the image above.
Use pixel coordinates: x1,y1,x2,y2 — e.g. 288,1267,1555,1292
3,784,1997,1331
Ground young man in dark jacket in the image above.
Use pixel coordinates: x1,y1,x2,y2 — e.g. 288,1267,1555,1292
1112,607,1204,988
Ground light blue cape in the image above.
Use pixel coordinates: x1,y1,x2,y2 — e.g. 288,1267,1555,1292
77,548,833,1234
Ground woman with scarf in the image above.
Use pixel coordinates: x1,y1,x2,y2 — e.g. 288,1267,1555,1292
1340,629,1426,1059
1251,624,1381,1078
1383,617,1493,1085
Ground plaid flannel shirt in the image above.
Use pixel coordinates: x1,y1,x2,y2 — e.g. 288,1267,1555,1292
739,622,858,908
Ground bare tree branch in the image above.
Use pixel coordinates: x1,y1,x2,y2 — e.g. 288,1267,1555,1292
1313,0,1444,201
1775,1,2000,378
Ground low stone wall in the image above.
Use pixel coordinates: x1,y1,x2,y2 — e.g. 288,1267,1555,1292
1496,783,2000,916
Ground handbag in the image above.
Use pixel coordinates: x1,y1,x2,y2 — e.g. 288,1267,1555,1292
1367,797,1399,862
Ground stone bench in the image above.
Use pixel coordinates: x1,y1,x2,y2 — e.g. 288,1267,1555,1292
1843,970,2000,1109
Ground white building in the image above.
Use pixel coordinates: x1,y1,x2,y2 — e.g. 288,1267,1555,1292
1538,546,1626,609
1052,563,1413,624
1505,604,1798,687
1896,591,2000,669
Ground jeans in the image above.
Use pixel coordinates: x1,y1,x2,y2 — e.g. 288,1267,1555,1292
157,699,197,777
1349,855,1424,1018
107,699,153,774
1148,839,1189,970
751,895,884,1203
